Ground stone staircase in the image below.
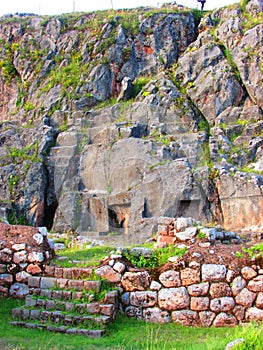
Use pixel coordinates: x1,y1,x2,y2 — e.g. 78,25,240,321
10,267,119,338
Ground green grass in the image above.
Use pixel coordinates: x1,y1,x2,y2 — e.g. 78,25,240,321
54,243,187,269
53,246,114,267
0,297,244,350
242,243,263,260
122,245,188,268
231,323,263,350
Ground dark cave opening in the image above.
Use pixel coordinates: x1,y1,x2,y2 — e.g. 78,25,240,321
142,198,151,218
177,200,191,217
108,208,121,229
43,201,58,230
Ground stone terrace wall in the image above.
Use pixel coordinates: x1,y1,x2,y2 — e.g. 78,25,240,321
0,223,54,297
39,261,263,327
93,212,263,328
96,257,263,327
1,220,263,327
120,265,263,327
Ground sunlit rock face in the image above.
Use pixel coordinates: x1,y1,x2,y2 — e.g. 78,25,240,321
0,1,262,242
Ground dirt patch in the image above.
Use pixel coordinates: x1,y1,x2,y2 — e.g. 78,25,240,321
152,239,263,280
176,240,259,271
0,222,52,253
0,222,39,247
182,241,256,269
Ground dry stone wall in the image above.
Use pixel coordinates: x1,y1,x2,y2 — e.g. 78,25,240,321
94,217,263,327
96,256,263,327
0,223,54,297
1,221,263,327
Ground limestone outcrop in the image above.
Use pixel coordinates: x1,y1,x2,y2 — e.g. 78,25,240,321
0,1,262,241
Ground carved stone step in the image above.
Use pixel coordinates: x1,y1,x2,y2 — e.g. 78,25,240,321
12,308,111,326
24,295,116,317
28,276,101,292
43,266,93,279
10,321,105,337
11,269,119,337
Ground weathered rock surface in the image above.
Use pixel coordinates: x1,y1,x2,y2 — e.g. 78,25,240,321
158,287,190,310
159,270,181,288
202,264,226,282
172,310,199,326
143,307,170,323
121,271,151,291
130,291,157,307
95,265,122,283
0,0,262,239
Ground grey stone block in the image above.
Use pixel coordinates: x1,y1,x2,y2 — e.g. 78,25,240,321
40,277,57,289
25,295,37,307
28,276,41,288
12,308,22,319
29,309,40,320
46,300,55,310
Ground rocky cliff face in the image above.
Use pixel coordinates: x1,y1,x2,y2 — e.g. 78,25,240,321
0,0,262,242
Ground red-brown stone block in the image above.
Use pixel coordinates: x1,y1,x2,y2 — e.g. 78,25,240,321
235,288,256,308
213,313,237,327
190,297,210,311
159,270,181,288
172,310,199,326
158,287,190,311
241,267,257,280
180,268,200,286
199,311,216,327
188,282,209,296
256,292,263,309
121,271,151,291
248,276,263,292
209,283,232,298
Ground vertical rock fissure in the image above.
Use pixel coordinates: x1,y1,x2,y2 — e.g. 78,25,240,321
42,130,59,230
43,165,58,230
207,177,224,225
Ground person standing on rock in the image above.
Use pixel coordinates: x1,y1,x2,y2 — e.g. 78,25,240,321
198,0,206,10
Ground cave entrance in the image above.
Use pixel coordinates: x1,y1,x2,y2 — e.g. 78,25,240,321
142,198,151,218
43,201,58,230
108,208,121,229
177,200,191,217
177,199,201,218
108,205,130,232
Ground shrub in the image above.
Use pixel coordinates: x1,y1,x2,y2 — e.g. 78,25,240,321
123,245,187,268
242,243,263,260
24,101,35,111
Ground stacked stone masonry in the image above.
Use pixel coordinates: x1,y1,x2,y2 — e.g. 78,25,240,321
117,264,263,327
2,221,263,328
90,217,263,327
6,260,263,328
11,275,119,338
0,223,54,297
